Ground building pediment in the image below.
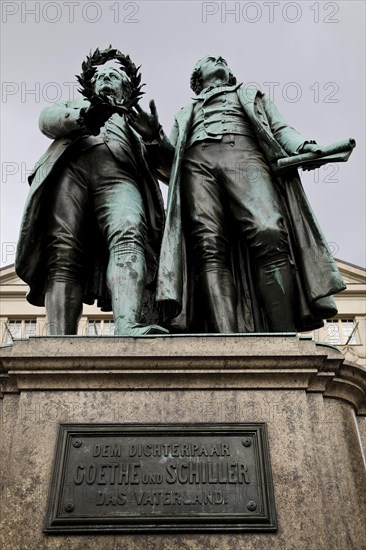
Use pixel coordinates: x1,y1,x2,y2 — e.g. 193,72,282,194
0,265,25,286
335,259,366,286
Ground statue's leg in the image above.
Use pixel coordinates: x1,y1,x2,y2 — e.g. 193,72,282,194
45,157,89,335
223,135,297,331
181,146,238,333
106,244,168,335
255,255,296,331
199,270,238,333
45,281,83,335
93,162,167,336
108,239,147,333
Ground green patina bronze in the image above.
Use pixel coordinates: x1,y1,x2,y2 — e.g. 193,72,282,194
15,47,167,336
16,52,352,336
135,55,348,333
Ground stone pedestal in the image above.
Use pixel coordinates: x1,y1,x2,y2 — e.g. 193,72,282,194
1,334,365,549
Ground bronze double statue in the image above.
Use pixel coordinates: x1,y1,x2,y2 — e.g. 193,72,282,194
16,49,353,335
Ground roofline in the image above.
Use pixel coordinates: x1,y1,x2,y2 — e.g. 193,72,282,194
0,263,15,272
334,258,366,272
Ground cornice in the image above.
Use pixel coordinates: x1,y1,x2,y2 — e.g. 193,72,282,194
0,335,365,414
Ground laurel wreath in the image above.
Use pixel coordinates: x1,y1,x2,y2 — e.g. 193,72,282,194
76,46,145,111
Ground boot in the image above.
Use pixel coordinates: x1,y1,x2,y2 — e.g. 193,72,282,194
200,270,238,333
45,280,83,335
256,256,296,332
107,249,168,336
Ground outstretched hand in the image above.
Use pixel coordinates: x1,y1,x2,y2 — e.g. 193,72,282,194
128,99,161,141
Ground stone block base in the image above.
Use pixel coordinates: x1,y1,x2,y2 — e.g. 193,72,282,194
1,335,365,549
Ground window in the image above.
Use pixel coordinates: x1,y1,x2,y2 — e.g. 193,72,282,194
2,320,37,344
325,319,358,345
86,320,115,336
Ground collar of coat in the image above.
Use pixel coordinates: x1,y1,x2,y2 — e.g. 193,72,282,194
192,82,242,101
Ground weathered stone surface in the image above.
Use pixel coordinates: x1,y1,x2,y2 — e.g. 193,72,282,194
1,335,365,549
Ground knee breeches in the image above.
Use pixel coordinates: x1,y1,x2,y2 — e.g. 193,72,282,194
181,134,289,273
46,145,147,284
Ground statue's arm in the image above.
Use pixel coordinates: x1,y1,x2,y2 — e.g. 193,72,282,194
262,94,315,155
145,132,174,183
39,100,87,139
154,119,179,181
143,120,178,182
169,119,179,147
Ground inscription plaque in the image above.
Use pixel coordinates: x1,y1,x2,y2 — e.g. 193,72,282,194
44,423,277,533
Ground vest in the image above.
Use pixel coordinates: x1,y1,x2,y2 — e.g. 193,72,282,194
186,84,255,148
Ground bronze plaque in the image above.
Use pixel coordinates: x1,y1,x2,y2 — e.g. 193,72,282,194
44,423,277,533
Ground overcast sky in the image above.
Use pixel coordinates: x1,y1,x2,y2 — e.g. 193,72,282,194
1,0,365,269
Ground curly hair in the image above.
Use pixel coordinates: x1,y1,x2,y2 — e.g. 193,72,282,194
190,56,236,95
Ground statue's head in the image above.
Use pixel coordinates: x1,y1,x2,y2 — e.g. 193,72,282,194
91,65,131,102
190,55,236,94
77,47,144,108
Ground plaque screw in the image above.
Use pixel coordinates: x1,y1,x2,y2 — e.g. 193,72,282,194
65,502,75,513
73,439,82,448
242,438,252,447
247,501,257,511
